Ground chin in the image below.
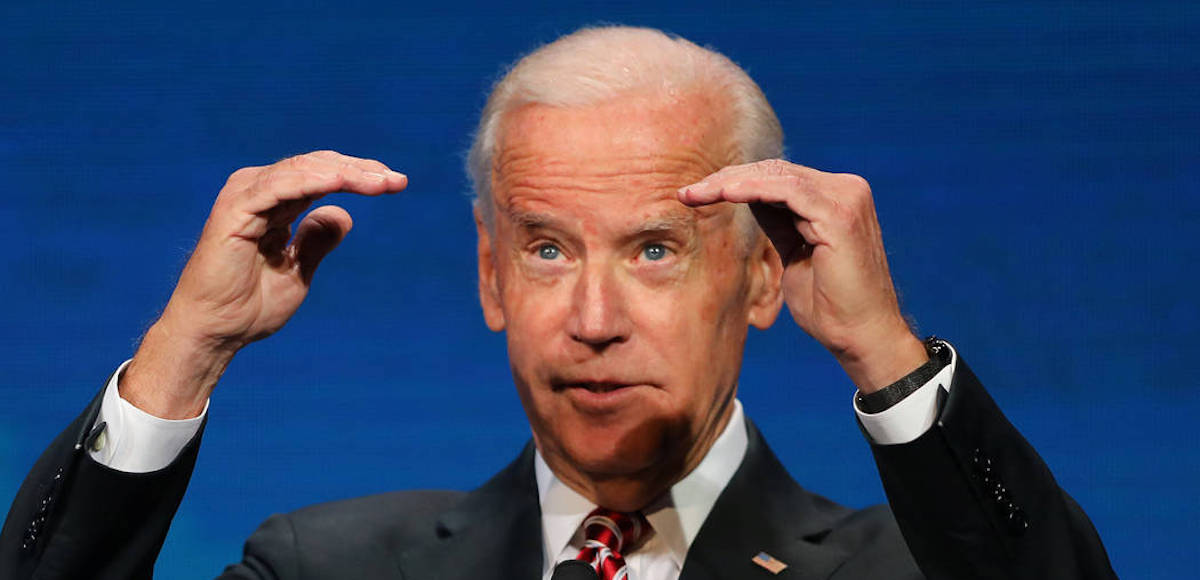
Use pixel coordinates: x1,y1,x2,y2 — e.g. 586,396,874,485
556,411,687,478
556,424,688,511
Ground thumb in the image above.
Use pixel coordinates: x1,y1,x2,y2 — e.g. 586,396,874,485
292,204,354,285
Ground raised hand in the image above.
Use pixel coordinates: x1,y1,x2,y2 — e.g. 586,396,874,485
678,160,925,392
122,151,408,418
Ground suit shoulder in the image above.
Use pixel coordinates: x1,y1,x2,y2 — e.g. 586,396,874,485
286,489,466,538
282,490,467,550
227,491,468,578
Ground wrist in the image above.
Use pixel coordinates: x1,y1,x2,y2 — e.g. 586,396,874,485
855,336,952,412
835,325,927,394
121,320,237,419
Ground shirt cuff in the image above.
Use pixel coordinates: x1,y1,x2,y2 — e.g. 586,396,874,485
854,343,958,445
88,360,208,473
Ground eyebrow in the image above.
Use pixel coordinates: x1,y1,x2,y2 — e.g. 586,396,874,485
506,208,562,230
629,213,695,237
505,208,696,238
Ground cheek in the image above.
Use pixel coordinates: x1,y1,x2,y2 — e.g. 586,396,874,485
497,267,573,365
671,247,753,371
706,237,753,322
677,243,751,331
496,250,561,316
633,267,742,366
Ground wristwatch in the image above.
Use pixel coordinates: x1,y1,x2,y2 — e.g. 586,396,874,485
854,336,952,414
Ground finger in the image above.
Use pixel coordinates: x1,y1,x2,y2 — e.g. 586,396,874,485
257,201,314,266
679,159,814,196
712,159,808,180
307,150,396,176
264,198,315,230
233,161,407,216
258,223,294,268
291,205,354,285
793,217,822,247
679,175,838,224
275,152,408,197
300,150,408,191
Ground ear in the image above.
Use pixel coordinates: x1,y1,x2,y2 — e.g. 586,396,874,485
475,207,507,332
746,233,783,330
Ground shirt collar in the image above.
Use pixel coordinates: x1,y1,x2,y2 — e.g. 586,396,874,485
534,399,749,573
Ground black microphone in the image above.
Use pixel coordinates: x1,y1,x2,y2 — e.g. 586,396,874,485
551,560,599,580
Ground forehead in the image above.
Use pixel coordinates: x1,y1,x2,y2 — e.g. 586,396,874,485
490,91,737,228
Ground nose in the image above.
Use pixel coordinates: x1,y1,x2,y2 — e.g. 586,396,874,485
567,261,631,351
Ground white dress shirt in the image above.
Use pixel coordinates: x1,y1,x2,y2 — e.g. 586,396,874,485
536,399,748,580
87,348,959,580
89,360,206,472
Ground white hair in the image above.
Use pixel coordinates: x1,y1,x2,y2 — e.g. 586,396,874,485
467,25,784,234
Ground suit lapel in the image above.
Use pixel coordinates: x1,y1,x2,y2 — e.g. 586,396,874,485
680,422,853,580
394,443,543,580
393,423,856,580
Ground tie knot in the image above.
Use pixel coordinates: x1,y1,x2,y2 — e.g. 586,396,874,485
581,508,649,554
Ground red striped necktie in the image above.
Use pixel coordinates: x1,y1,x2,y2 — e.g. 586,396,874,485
575,508,651,580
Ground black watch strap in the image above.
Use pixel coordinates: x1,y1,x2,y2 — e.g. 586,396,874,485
855,337,952,414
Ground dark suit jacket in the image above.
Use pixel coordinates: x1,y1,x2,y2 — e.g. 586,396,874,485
1,358,1117,579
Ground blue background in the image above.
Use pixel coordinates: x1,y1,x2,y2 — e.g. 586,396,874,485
1,1,1196,578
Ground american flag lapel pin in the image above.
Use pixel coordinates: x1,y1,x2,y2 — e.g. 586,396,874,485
752,551,788,574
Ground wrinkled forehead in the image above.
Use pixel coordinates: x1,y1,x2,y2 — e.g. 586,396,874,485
489,92,738,234
493,90,735,167
500,189,735,240
495,91,732,157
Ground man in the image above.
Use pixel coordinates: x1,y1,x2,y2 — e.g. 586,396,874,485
2,26,1115,579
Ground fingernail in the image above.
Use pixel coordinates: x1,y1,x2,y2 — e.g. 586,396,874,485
388,170,407,180
364,171,387,182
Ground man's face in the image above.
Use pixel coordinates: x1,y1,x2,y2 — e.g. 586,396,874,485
476,91,781,509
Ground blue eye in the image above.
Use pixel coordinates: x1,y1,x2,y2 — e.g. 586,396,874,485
537,244,561,260
642,243,668,261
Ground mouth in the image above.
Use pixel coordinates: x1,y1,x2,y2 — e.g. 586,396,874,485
558,381,636,394
552,380,649,412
